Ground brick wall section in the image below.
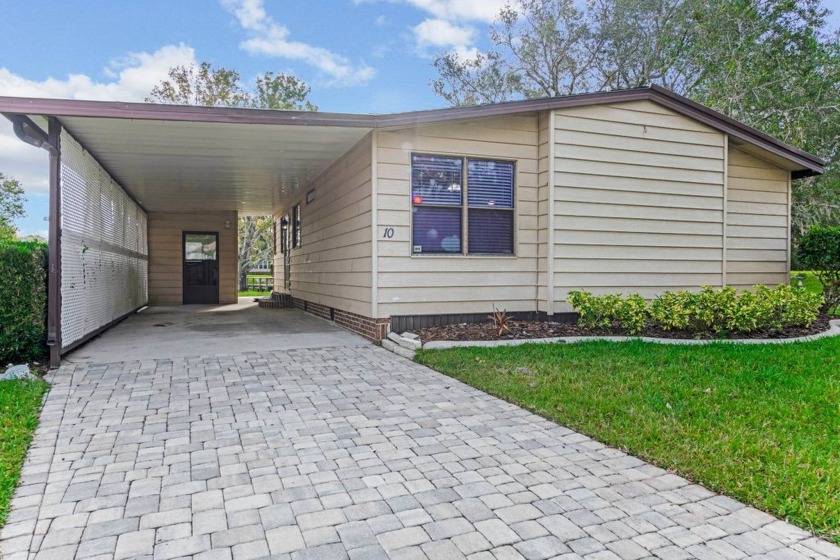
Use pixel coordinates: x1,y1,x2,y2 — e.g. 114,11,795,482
334,309,390,341
290,297,390,342
304,301,332,321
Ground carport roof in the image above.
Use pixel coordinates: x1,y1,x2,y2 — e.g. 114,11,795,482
1,84,825,214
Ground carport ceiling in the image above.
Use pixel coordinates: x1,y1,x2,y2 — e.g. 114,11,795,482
58,116,372,214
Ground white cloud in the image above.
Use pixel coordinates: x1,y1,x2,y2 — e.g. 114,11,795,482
413,18,475,48
412,18,479,59
0,44,196,102
0,44,197,195
222,0,376,86
355,0,507,23
402,0,507,23
357,0,504,59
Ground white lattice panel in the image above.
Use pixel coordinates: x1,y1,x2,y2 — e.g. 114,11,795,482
60,130,148,349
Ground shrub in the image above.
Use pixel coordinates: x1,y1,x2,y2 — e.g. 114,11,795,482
649,291,693,330
0,241,47,363
569,284,823,337
798,226,840,313
614,293,649,334
567,291,622,329
567,291,649,334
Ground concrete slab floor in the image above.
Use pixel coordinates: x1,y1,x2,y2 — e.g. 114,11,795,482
65,298,369,363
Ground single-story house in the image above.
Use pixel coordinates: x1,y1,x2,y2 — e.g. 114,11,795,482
1,85,824,366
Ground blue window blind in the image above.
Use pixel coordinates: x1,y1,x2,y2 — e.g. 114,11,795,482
412,206,461,254
468,209,513,254
467,160,514,208
411,153,514,255
411,154,462,206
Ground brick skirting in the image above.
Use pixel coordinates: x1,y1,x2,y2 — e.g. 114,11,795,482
290,297,389,342
334,309,390,341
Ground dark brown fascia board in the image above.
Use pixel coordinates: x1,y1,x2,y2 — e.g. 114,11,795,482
374,88,653,127
0,86,824,174
0,96,379,127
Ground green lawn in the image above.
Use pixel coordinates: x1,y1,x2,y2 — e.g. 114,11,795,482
792,271,835,314
416,338,840,544
0,379,49,527
239,274,273,297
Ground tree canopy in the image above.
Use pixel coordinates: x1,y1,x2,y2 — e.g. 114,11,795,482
147,62,317,111
148,62,318,290
432,0,840,244
0,172,26,241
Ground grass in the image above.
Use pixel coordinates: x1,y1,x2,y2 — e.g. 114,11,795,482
239,274,273,297
416,338,840,544
792,271,836,314
0,379,49,527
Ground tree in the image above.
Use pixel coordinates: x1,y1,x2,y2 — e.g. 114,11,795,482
431,0,840,249
237,216,274,290
0,172,26,241
148,62,317,291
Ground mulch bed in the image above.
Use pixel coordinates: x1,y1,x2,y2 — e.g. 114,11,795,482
411,314,835,343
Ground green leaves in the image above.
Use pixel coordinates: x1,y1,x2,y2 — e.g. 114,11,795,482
146,62,316,111
568,284,823,336
798,226,840,312
568,290,649,334
0,240,48,363
0,173,25,239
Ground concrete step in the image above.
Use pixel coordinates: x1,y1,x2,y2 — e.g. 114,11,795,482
258,292,293,309
382,338,416,359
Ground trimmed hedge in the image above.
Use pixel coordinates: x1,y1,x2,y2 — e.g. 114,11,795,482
0,241,47,363
568,285,823,336
798,226,840,313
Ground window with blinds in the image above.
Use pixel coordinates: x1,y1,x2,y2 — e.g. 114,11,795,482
411,154,514,255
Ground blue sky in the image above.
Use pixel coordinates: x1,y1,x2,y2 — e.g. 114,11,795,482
1,0,838,237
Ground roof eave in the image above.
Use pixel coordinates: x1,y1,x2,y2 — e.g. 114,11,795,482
0,86,825,175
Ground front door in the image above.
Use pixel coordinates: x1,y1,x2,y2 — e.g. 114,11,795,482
282,214,291,291
183,232,219,304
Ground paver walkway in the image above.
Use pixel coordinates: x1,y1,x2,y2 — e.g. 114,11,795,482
3,346,839,560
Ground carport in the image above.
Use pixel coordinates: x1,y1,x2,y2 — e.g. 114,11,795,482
1,98,375,367
64,300,368,363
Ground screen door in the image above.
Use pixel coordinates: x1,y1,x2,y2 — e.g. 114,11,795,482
183,232,219,304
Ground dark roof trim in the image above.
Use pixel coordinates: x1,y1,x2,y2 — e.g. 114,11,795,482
0,97,379,127
0,85,824,175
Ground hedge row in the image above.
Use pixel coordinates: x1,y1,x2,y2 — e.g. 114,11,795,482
0,241,47,364
567,285,823,336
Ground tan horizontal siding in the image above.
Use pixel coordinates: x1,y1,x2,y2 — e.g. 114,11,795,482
553,101,726,302
557,111,725,147
556,273,722,288
725,146,790,287
274,134,373,317
375,114,541,317
556,258,722,273
148,211,238,305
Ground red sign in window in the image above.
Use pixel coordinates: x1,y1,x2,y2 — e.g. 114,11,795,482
413,195,423,204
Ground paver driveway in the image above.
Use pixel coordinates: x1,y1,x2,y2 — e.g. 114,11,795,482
3,345,839,560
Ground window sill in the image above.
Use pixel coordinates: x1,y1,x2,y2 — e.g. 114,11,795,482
410,254,517,259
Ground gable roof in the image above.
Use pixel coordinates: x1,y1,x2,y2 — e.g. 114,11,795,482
0,84,824,177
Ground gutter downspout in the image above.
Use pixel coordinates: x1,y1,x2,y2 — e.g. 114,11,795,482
46,119,62,368
9,115,62,367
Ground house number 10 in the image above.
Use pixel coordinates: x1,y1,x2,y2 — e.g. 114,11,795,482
382,228,395,239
